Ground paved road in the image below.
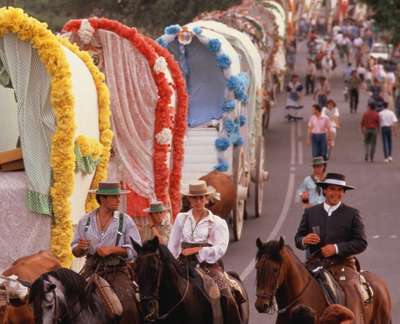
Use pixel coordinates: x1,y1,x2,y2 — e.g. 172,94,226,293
224,41,400,323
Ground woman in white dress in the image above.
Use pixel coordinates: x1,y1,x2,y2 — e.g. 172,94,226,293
322,99,340,157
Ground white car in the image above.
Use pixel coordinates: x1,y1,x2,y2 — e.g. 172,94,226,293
369,43,393,61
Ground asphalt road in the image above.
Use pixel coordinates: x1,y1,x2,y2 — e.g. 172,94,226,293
223,41,400,323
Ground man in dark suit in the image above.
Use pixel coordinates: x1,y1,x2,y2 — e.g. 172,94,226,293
295,173,367,260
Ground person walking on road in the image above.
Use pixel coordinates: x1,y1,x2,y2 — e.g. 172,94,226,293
314,76,331,109
297,156,327,209
379,104,398,162
349,70,362,113
361,102,380,162
322,99,340,157
306,58,317,95
307,104,332,161
286,74,304,121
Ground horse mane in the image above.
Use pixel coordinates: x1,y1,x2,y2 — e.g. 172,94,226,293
256,240,284,262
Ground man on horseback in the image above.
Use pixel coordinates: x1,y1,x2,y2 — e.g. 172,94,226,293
71,181,142,322
168,180,245,324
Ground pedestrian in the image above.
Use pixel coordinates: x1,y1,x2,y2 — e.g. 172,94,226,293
379,104,398,162
295,172,367,262
286,74,304,121
305,58,317,95
142,201,172,244
307,104,332,160
314,76,331,108
320,304,355,324
297,156,327,209
289,304,316,324
71,181,142,321
361,102,380,162
348,70,362,113
322,99,340,157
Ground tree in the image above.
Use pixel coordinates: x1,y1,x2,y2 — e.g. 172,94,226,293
360,0,400,44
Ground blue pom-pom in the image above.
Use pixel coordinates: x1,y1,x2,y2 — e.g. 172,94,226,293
215,137,230,151
222,100,236,113
216,54,232,70
226,73,249,102
193,26,202,35
233,136,244,147
238,115,247,127
208,39,221,53
214,159,229,172
223,119,235,133
165,24,181,35
156,37,168,48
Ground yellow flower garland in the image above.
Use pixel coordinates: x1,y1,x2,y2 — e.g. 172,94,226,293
75,135,104,160
58,37,113,213
0,8,112,267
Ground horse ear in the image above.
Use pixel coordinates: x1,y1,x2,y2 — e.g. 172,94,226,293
130,237,142,254
256,238,263,249
278,236,285,249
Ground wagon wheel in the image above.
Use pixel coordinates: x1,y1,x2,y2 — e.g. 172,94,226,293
232,147,248,241
254,136,267,218
262,108,270,134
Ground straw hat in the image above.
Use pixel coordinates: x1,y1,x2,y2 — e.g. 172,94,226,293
143,201,169,213
181,180,216,196
89,181,129,195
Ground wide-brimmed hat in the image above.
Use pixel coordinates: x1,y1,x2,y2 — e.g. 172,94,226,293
312,156,327,166
317,173,355,190
143,201,169,213
181,180,216,196
89,181,129,195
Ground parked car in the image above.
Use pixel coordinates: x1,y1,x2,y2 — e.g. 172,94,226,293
369,43,393,62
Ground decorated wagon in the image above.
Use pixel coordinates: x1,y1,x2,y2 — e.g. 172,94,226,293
62,18,188,236
0,8,112,269
157,23,267,240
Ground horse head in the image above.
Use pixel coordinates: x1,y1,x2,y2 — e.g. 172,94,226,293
255,236,287,314
29,268,89,324
133,237,162,322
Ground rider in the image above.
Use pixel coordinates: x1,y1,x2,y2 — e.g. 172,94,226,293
294,172,367,264
71,181,142,319
168,180,243,323
142,201,171,244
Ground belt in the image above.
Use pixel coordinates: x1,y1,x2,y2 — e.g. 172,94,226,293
181,242,211,249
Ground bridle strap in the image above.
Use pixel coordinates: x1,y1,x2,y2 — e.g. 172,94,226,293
277,276,313,314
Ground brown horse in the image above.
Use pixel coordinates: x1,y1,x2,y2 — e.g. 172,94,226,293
0,251,62,324
255,237,392,324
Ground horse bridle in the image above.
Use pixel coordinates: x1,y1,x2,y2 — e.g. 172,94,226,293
138,252,190,321
256,256,312,315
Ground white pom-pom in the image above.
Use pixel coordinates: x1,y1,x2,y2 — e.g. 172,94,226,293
156,128,172,145
78,19,95,45
154,57,168,74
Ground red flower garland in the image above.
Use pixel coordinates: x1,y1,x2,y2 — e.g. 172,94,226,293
63,18,173,208
145,37,188,219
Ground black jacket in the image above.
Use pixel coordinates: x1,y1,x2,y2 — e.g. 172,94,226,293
294,203,367,258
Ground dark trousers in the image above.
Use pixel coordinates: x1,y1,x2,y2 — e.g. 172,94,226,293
318,95,327,108
363,128,377,161
311,133,328,160
350,89,359,112
305,74,315,95
381,126,392,158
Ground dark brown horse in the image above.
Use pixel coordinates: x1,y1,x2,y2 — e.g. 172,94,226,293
132,237,249,324
255,237,392,324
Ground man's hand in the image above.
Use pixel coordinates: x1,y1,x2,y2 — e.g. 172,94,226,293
77,239,90,252
96,246,114,257
301,192,309,200
321,244,337,257
303,233,320,245
181,247,202,256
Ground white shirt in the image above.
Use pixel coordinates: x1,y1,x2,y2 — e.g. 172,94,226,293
323,202,341,254
322,107,340,128
379,109,398,127
167,209,229,264
353,37,363,48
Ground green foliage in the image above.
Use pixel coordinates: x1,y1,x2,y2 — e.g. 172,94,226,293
359,0,400,44
0,0,240,36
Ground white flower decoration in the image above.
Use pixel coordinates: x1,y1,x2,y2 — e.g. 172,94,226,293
154,57,168,74
78,19,95,45
156,128,172,145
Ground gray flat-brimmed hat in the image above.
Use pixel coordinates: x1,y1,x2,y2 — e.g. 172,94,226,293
317,173,355,190
89,181,129,195
143,201,169,213
181,180,216,196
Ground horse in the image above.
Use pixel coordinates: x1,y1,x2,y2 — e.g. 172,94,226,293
132,237,249,324
29,267,141,324
255,237,392,324
0,251,61,324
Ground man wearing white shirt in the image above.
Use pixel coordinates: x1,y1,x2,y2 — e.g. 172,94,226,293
379,105,398,162
295,173,367,261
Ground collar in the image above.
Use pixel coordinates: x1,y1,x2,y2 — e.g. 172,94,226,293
323,202,341,216
188,209,215,223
